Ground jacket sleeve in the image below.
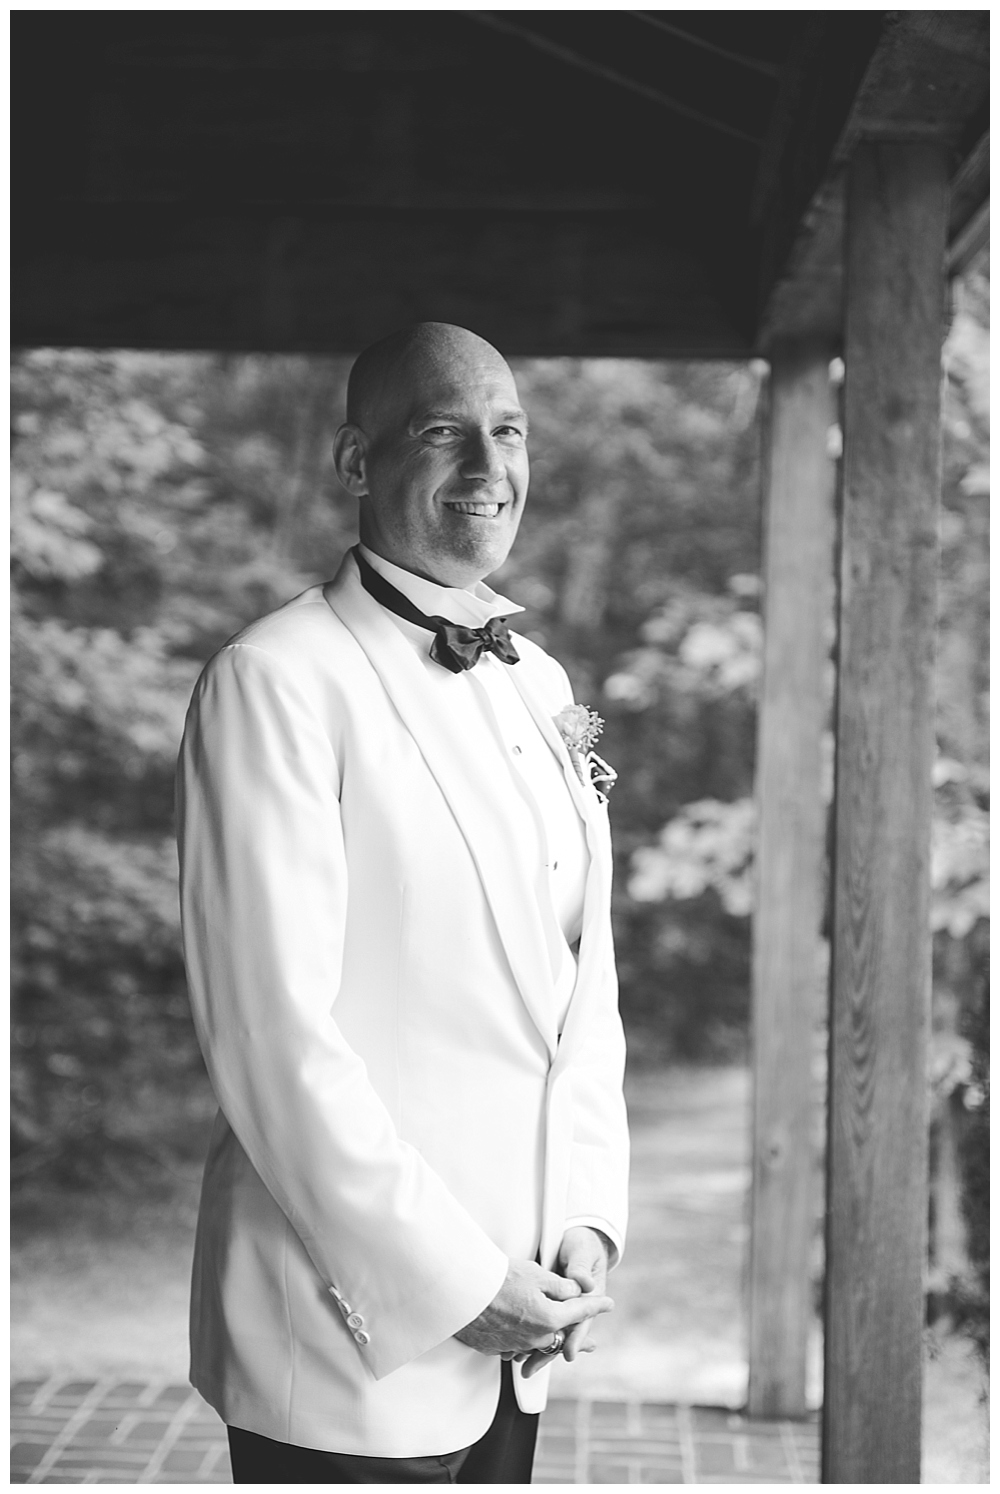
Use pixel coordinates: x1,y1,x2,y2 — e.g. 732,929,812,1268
177,641,509,1381
561,937,630,1266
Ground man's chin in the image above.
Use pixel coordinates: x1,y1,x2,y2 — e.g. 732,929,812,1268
428,531,518,586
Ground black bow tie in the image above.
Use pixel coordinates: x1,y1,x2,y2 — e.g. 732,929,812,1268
355,549,520,675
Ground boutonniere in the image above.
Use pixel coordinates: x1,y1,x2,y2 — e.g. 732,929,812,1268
553,704,618,801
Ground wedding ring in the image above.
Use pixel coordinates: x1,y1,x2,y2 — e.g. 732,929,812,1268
541,1331,565,1355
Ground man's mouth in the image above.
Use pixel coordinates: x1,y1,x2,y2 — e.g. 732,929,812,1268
443,500,506,518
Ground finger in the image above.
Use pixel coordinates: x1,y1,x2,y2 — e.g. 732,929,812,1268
562,1262,596,1292
539,1272,583,1301
561,1320,591,1362
550,1293,614,1329
521,1350,551,1379
519,1330,596,1377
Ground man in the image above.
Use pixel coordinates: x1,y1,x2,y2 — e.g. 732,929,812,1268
177,323,629,1482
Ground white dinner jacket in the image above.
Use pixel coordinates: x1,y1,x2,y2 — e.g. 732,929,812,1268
177,550,629,1458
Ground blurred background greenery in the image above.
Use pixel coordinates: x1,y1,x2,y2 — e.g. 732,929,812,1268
10,264,988,1371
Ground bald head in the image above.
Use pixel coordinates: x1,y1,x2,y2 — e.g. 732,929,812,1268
346,322,514,434
333,321,529,588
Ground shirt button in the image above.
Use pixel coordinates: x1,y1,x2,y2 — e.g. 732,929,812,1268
346,1313,364,1329
354,1330,371,1345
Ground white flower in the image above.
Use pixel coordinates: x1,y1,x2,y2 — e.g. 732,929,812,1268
553,704,605,755
553,705,616,799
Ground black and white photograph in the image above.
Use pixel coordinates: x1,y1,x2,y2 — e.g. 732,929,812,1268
11,8,989,1485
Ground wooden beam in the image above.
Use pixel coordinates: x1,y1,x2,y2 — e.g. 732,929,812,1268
748,340,836,1418
946,130,988,244
464,12,763,145
755,176,846,347
823,141,948,1484
10,205,750,358
947,199,989,276
751,13,885,339
755,13,988,350
628,13,781,80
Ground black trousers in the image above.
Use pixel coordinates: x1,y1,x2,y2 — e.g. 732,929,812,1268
227,1361,539,1484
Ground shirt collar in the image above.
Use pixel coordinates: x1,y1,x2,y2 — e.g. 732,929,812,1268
357,544,525,629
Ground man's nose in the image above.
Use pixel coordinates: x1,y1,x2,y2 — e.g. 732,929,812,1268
459,429,506,483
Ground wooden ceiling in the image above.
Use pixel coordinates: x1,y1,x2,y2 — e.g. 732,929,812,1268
11,11,989,357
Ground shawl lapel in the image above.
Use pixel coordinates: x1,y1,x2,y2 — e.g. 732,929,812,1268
323,555,559,1058
504,655,615,1058
503,659,609,868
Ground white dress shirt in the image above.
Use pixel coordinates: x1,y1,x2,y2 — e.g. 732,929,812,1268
358,544,590,1034
357,546,619,1260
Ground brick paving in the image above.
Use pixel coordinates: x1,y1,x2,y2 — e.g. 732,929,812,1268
11,1378,819,1483
534,1401,819,1484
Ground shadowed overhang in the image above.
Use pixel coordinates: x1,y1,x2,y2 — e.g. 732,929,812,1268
11,10,988,357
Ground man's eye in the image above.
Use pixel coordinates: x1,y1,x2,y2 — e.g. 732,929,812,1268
424,426,455,440
495,426,526,441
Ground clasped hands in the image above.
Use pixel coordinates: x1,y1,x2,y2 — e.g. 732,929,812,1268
455,1226,613,1379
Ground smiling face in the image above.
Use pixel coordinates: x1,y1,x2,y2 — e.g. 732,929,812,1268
333,325,529,588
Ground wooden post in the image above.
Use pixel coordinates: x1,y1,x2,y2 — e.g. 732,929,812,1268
748,342,837,1418
823,141,948,1484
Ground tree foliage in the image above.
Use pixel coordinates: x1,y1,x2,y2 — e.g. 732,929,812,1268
618,265,989,1044
496,358,765,1061
10,268,988,1199
11,350,354,1180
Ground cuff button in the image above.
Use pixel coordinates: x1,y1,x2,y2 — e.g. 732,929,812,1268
346,1313,364,1329
353,1330,371,1346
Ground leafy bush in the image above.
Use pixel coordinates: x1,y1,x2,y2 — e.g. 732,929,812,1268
10,270,987,1203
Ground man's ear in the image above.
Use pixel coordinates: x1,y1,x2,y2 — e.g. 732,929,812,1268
333,424,369,497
